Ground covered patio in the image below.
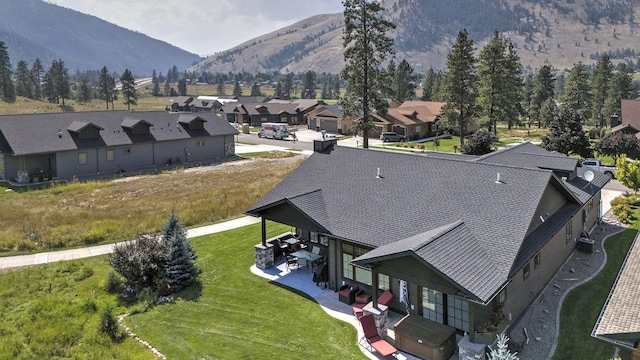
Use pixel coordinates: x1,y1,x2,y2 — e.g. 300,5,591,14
250,255,459,360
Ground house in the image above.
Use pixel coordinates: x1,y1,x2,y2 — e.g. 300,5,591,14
166,96,194,112
616,99,640,133
220,102,302,126
268,98,322,119
0,111,238,182
305,104,356,134
246,142,608,347
593,234,640,360
372,101,445,140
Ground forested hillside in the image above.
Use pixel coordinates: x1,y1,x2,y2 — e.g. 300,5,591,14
1,0,201,75
191,0,640,74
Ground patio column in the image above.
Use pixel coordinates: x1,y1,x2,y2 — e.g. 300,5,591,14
255,217,274,269
371,269,379,307
363,302,389,338
261,217,266,246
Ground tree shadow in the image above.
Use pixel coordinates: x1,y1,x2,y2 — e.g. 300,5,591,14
176,278,203,302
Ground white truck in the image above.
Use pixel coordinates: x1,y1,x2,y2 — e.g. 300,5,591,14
582,160,616,178
257,123,289,140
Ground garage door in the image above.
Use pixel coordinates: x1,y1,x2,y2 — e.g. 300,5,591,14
320,119,338,133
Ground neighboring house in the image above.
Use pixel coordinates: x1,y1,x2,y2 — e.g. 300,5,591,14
167,96,194,112
593,234,640,360
268,98,322,120
220,102,302,126
0,111,238,182
305,104,356,134
247,142,608,346
373,101,445,140
618,99,640,130
611,123,640,138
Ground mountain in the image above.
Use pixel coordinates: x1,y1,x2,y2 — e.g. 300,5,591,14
1,0,202,75
190,0,640,74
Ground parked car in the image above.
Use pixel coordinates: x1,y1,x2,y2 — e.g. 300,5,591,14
380,132,406,142
582,160,616,178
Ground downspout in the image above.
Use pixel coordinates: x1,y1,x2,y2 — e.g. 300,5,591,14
261,217,266,246
96,148,99,174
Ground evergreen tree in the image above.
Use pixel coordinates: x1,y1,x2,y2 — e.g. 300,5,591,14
30,58,44,100
302,70,316,99
274,81,283,99
340,0,396,148
604,62,635,124
421,67,435,101
160,213,198,293
488,333,519,360
477,32,522,133
164,78,171,96
381,58,396,98
233,80,242,97
76,77,92,103
283,73,293,100
332,76,341,99
393,59,417,102
442,29,477,147
14,60,33,99
320,79,330,99
217,77,225,95
120,69,138,111
541,106,593,158
151,69,161,96
529,65,555,126
0,41,15,101
560,62,591,120
52,59,70,106
177,78,187,96
99,66,115,110
590,54,613,127
250,82,261,97
461,129,495,155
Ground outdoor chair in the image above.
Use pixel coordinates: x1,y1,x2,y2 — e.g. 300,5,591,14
284,254,297,270
297,257,308,272
358,314,397,358
311,246,320,255
353,290,393,318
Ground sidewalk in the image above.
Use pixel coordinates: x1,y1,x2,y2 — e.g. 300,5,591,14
0,216,261,271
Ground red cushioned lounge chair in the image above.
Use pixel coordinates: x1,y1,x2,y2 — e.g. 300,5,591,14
358,314,397,358
353,290,393,318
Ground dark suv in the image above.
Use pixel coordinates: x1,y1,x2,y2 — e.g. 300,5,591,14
380,132,406,142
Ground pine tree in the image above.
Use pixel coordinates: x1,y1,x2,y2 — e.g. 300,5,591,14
120,69,138,111
160,213,198,293
341,0,396,148
52,59,70,106
283,73,293,100
14,60,33,99
392,59,417,102
529,65,555,126
233,80,242,97
217,77,225,95
99,66,115,110
421,67,435,101
274,81,283,99
177,78,187,96
604,63,635,125
0,41,15,101
590,54,613,127
151,69,161,97
560,62,591,120
250,82,261,97
76,77,92,103
442,29,477,147
30,58,44,100
302,70,316,99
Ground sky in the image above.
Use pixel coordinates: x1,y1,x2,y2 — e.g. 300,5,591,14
51,0,345,57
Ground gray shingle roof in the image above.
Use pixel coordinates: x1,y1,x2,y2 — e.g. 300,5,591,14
0,111,238,156
247,145,593,303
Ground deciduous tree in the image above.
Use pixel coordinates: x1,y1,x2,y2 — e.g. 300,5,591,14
461,129,495,155
595,132,640,161
340,0,396,148
541,106,592,158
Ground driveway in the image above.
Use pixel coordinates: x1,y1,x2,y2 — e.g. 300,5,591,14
601,179,631,216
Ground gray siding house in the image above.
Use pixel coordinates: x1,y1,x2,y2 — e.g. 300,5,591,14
247,142,609,347
0,111,238,182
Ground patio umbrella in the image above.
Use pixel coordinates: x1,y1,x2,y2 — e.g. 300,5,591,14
399,279,409,313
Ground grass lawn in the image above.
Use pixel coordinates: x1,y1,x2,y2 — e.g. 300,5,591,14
552,214,640,359
0,256,153,359
125,222,365,359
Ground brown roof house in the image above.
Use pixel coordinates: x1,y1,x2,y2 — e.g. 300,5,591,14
614,99,640,137
373,101,445,140
305,104,356,134
247,141,609,355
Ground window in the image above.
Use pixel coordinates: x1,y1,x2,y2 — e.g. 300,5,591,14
0,153,4,172
123,148,131,155
565,221,573,244
196,140,205,147
447,296,470,332
342,243,370,285
534,253,541,268
378,274,389,290
310,231,318,243
78,152,88,165
523,262,530,280
281,116,288,123
106,149,115,162
498,288,507,304
422,288,444,323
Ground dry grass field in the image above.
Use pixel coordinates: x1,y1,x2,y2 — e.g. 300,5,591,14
0,154,304,254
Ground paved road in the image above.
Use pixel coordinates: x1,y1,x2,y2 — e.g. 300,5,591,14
0,216,261,271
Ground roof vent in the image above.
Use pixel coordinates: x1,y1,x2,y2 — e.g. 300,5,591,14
540,216,545,223
58,129,62,138
561,176,567,182
376,167,383,179
495,173,504,184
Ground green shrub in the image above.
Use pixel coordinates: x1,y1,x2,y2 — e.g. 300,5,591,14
600,128,612,139
102,271,122,294
588,128,599,139
83,293,98,313
99,306,121,342
612,203,633,224
74,266,94,281
610,195,631,207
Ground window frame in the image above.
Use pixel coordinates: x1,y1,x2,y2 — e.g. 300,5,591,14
523,262,531,280
78,152,88,165
106,149,115,162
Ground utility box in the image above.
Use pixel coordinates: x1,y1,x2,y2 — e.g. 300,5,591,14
242,123,250,134
577,237,595,253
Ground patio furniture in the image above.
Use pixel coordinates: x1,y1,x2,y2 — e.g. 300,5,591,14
297,257,308,272
338,285,357,305
353,290,393,318
355,290,371,304
311,245,320,255
284,254,298,270
290,249,322,268
358,314,397,358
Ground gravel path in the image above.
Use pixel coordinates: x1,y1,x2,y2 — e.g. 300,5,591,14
508,215,627,360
